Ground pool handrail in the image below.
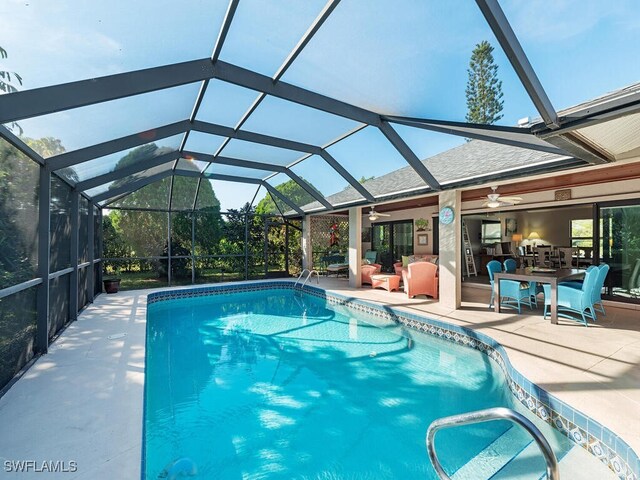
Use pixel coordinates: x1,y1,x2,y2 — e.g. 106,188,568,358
294,269,319,289
426,406,560,480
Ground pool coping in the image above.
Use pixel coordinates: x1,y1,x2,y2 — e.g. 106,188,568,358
147,281,639,480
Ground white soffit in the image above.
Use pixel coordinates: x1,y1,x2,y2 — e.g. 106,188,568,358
574,111,640,160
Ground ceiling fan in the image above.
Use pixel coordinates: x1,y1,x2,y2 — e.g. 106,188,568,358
366,207,391,221
482,186,523,208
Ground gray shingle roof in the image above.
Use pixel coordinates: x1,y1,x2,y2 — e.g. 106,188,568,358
299,139,570,212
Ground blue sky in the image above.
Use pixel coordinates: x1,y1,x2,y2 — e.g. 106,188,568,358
1,0,638,210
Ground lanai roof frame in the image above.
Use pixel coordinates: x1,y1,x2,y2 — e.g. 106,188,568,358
0,0,617,213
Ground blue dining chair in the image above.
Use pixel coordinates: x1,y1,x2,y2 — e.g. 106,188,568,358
503,258,539,307
561,264,609,318
487,260,534,313
503,258,517,273
543,266,599,326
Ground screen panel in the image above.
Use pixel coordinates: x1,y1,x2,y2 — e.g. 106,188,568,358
12,83,199,158
219,0,327,77
194,180,222,211
108,176,171,210
281,0,537,125
79,197,89,263
241,95,362,146
0,0,229,90
199,179,258,212
501,2,640,111
57,135,181,184
170,177,199,211
176,158,209,173
265,172,324,213
183,131,228,156
89,162,174,204
169,211,193,285
206,163,273,180
50,176,72,272
289,154,361,206
326,126,425,197
196,80,260,128
219,138,303,166
78,264,88,310
49,274,71,339
0,287,37,390
0,138,39,289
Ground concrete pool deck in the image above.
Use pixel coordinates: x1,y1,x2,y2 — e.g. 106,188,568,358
0,279,637,478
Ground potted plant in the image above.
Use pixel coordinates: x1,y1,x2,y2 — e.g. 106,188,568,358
103,267,122,294
415,218,430,231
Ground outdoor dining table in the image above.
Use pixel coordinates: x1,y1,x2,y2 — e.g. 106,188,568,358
493,267,585,324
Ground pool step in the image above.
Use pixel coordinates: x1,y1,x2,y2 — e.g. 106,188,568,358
490,443,615,480
452,425,533,480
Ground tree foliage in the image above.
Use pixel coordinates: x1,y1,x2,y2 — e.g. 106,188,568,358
465,40,504,125
25,137,66,158
0,139,39,289
105,144,219,246
255,178,319,215
0,45,23,134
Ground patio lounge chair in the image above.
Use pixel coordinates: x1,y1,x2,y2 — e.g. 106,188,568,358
487,260,534,313
364,250,377,264
543,266,599,326
402,261,438,299
325,254,349,277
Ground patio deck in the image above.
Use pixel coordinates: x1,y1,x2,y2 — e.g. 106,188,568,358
0,280,637,479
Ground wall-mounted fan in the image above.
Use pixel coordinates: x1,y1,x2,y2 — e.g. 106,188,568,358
366,207,391,221
482,186,522,208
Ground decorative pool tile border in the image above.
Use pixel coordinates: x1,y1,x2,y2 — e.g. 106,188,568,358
147,281,639,479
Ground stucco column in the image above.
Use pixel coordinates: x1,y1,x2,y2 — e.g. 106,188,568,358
438,190,462,309
348,207,362,288
301,215,312,271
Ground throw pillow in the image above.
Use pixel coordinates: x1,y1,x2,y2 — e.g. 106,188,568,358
402,255,410,267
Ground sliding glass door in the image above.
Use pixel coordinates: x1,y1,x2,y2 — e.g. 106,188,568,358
598,202,640,302
372,220,413,272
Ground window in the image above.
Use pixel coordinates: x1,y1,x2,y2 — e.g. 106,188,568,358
571,219,593,247
481,221,501,244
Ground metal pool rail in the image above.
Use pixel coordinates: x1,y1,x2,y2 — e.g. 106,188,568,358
426,407,560,480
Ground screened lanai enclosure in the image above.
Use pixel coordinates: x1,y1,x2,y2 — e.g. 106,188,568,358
1,0,639,394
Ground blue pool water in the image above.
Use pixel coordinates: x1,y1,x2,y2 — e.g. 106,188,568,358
144,289,570,479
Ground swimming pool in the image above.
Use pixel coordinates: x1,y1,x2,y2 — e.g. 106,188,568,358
143,286,616,479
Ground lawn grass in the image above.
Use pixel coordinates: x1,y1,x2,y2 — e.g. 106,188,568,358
110,268,292,291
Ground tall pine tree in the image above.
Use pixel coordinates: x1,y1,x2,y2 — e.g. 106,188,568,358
465,40,504,125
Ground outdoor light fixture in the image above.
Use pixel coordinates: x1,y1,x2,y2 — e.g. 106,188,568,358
487,200,501,208
369,214,378,221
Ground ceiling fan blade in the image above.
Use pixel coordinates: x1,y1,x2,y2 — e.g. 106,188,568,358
377,212,391,216
499,196,522,202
